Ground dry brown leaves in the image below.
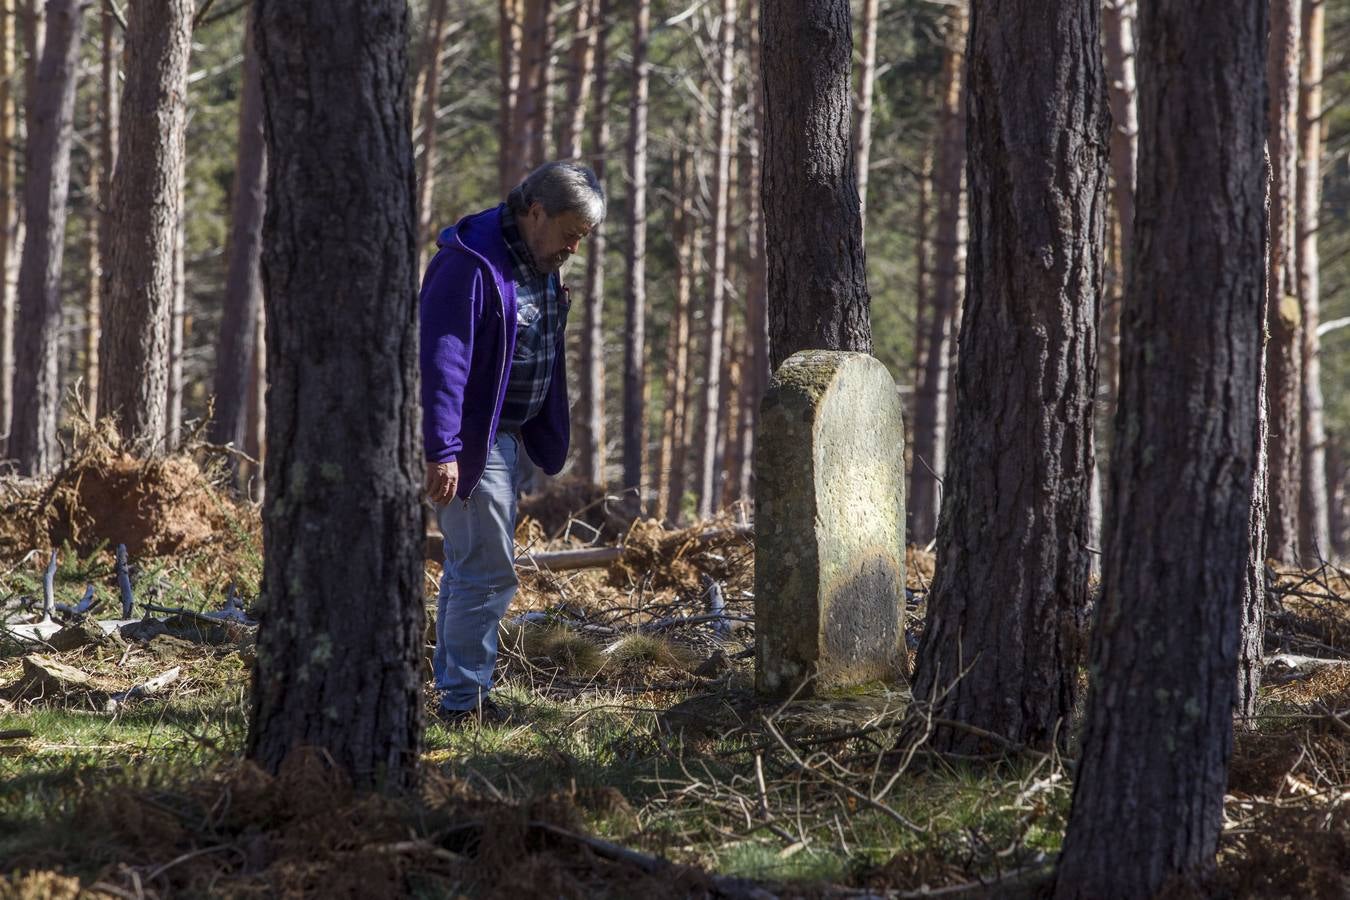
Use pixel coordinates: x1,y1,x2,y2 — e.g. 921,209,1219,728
3,750,738,899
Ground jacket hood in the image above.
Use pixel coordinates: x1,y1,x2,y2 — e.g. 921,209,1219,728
439,206,508,261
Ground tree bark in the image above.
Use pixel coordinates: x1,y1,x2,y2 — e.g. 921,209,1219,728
853,0,879,230
165,169,186,451
1297,0,1330,563
415,0,450,270
1264,0,1303,564
248,0,423,791
668,124,704,523
1239,313,1269,724
497,0,522,197
1053,0,1269,893
96,0,119,421
558,0,596,161
98,0,193,451
908,7,965,546
1330,438,1348,559
576,0,608,485
722,319,746,509
512,0,550,177
621,0,649,494
657,141,694,520
9,0,82,475
908,0,1107,755
1099,0,1136,413
20,0,40,118
210,12,266,457
760,0,870,372
84,94,99,415
245,298,266,489
911,149,931,396
0,0,17,453
739,0,768,505
696,0,736,519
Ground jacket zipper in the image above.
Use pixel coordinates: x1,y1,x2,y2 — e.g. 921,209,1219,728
464,273,512,502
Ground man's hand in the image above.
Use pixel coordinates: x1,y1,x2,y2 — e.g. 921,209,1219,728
426,460,459,504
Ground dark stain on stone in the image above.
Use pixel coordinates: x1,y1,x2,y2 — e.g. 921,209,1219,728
822,553,904,684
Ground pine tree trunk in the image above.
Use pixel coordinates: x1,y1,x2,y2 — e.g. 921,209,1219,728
740,0,768,504
1330,440,1348,559
1099,0,1136,465
1053,0,1269,892
245,299,266,488
656,142,696,520
165,174,186,452
1101,0,1137,256
722,321,746,508
415,0,450,270
760,0,870,370
210,13,266,455
497,0,522,197
84,94,99,415
621,0,649,494
911,149,931,396
512,0,550,176
19,0,39,116
672,132,706,523
98,0,192,451
1239,336,1270,724
248,0,423,790
576,0,608,485
908,8,965,546
1265,0,1303,564
660,142,695,520
853,0,879,229
1297,0,1330,562
908,0,1107,755
694,0,737,519
0,0,17,453
9,0,82,475
558,0,596,161
97,2,119,415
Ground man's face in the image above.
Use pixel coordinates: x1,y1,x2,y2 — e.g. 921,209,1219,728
523,204,593,272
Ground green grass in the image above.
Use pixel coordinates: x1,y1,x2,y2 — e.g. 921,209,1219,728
4,627,1337,896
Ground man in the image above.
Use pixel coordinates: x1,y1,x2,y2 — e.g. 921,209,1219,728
421,162,606,726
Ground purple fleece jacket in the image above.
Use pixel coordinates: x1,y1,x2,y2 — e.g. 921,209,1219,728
420,205,571,499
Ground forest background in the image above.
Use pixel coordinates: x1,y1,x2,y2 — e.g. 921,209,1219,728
0,0,1347,556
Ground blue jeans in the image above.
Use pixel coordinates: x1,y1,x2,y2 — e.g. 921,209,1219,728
433,433,521,711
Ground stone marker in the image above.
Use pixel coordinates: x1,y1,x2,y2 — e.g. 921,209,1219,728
754,351,906,696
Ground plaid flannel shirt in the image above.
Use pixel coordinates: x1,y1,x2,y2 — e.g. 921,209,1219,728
497,204,567,432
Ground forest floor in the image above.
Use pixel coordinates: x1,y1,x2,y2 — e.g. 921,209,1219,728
0,431,1346,898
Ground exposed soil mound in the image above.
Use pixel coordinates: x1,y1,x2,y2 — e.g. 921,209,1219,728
0,419,247,560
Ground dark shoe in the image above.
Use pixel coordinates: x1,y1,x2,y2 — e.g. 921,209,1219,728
433,697,509,728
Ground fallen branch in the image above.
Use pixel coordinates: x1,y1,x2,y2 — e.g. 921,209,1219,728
106,666,181,711
503,523,756,572
522,545,623,571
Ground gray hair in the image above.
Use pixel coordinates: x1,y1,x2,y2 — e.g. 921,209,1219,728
507,162,607,226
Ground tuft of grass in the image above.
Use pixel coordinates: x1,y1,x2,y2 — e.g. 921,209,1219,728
603,634,693,671
501,623,605,677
